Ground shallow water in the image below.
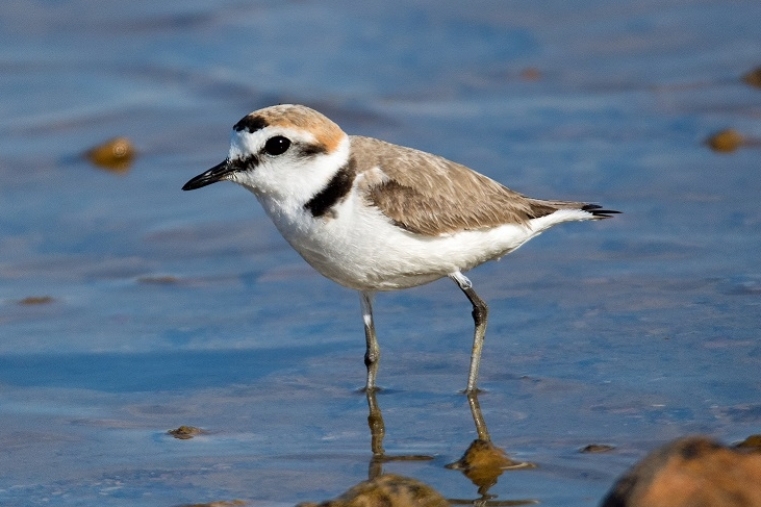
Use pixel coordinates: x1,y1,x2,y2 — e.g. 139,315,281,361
1,1,761,506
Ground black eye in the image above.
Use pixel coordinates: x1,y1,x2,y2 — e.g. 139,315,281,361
263,136,291,156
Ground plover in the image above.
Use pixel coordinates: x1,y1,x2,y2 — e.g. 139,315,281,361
183,104,618,393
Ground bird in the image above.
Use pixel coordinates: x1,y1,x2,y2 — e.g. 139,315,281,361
182,104,618,394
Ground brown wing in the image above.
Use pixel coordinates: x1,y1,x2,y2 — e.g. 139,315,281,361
350,136,569,236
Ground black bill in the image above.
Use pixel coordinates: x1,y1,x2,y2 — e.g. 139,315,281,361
182,160,232,191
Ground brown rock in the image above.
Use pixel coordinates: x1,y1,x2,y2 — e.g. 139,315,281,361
601,436,761,507
85,137,136,172
742,67,761,89
296,474,448,507
167,425,206,440
706,129,744,153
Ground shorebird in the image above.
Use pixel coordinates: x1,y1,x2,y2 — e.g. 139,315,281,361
183,104,618,393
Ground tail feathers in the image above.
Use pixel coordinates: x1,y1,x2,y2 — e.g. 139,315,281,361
581,204,621,219
526,201,619,234
527,199,621,220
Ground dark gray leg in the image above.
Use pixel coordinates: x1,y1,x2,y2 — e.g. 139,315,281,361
449,271,489,394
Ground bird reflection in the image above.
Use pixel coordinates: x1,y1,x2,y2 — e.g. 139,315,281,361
446,393,535,505
296,391,536,507
365,387,434,480
366,390,535,506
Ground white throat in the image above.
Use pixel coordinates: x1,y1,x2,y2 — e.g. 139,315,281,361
238,135,352,226
233,133,351,206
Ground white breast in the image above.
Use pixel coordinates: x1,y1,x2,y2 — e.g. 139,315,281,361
255,178,541,292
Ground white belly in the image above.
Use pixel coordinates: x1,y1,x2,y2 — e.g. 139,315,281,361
257,190,538,292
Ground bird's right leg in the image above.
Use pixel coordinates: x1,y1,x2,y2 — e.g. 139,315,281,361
449,271,489,394
360,291,380,392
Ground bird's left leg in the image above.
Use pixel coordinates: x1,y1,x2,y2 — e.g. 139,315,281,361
449,271,489,394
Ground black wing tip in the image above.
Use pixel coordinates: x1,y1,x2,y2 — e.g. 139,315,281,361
582,204,621,219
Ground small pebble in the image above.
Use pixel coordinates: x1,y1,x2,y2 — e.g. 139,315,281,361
742,67,761,89
167,425,206,440
18,296,55,305
85,137,136,172
581,444,616,453
706,129,744,153
520,67,542,81
138,275,180,285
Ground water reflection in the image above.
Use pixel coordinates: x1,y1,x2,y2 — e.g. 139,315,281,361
365,388,434,480
299,391,536,507
446,393,536,506
294,392,441,507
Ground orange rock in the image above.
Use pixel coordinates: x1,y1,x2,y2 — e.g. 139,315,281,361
601,436,761,507
706,129,745,153
85,137,136,172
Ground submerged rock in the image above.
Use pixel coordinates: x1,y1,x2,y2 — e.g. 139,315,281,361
85,137,136,172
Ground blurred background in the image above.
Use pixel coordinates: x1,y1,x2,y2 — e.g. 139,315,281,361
1,1,760,506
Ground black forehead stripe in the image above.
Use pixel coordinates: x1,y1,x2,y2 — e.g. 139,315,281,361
233,115,269,133
304,158,356,218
